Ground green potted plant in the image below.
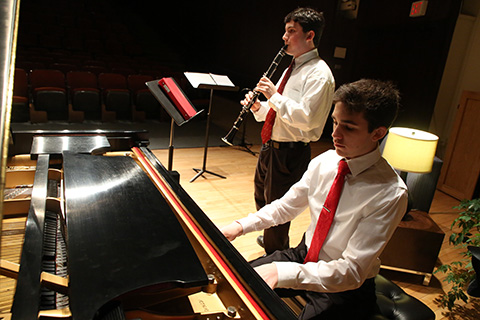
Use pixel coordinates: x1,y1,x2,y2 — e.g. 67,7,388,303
435,198,480,310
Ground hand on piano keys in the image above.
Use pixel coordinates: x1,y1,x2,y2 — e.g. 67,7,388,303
221,221,244,241
254,264,279,290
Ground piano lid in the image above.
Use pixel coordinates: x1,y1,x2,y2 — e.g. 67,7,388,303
63,152,209,319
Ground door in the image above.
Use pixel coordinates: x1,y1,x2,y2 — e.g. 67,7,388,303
438,90,480,200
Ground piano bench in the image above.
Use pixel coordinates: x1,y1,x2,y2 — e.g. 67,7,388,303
283,274,435,319
371,274,435,320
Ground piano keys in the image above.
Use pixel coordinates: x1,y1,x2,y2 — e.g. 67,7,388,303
3,131,297,320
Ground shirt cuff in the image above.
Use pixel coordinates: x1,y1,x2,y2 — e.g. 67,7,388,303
268,92,283,110
253,102,268,121
273,261,300,288
236,218,255,234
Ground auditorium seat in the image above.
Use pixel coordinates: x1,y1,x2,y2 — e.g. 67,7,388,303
38,32,63,50
11,68,30,122
82,65,108,76
28,55,55,68
127,74,167,121
57,57,82,67
111,67,136,77
63,33,85,52
66,71,101,121
108,61,132,70
85,39,105,55
29,69,68,121
98,72,131,122
47,49,75,63
15,61,45,72
83,60,107,68
104,38,125,55
51,63,78,75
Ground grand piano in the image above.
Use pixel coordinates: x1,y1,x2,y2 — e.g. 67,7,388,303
3,131,298,320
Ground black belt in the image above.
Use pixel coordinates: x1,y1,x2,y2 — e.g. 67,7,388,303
266,140,309,149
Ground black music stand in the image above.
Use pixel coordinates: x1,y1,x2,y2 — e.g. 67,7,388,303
184,72,238,182
146,79,203,178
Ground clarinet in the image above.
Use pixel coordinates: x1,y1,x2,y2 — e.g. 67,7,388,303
222,45,288,146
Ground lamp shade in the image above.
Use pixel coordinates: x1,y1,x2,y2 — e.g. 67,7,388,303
382,127,438,173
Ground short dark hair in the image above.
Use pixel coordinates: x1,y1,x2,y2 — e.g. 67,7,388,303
284,7,325,47
333,79,400,132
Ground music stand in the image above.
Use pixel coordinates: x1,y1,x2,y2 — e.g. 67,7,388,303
184,72,239,182
146,79,203,176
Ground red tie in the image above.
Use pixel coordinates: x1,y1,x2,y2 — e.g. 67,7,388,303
261,60,294,144
304,159,351,263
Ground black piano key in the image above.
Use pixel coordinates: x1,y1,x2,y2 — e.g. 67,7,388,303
43,250,56,259
43,245,56,258
39,209,71,311
42,261,56,275
43,211,58,258
56,217,68,278
40,287,56,310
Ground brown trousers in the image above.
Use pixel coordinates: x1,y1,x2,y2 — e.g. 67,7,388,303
254,142,311,254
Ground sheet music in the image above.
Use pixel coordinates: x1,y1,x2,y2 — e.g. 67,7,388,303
210,74,235,87
184,72,235,88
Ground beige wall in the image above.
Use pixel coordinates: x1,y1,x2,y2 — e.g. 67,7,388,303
431,1,480,158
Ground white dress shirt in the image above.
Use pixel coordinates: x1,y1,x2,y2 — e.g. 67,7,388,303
253,49,335,143
237,147,408,293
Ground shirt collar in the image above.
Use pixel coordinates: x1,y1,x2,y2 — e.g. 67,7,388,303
344,146,382,177
292,48,319,69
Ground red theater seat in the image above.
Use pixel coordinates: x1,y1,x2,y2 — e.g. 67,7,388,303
66,71,101,121
11,68,30,122
98,73,131,122
128,74,168,121
30,69,68,121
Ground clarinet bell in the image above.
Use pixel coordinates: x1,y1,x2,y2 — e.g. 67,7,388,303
221,126,237,146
